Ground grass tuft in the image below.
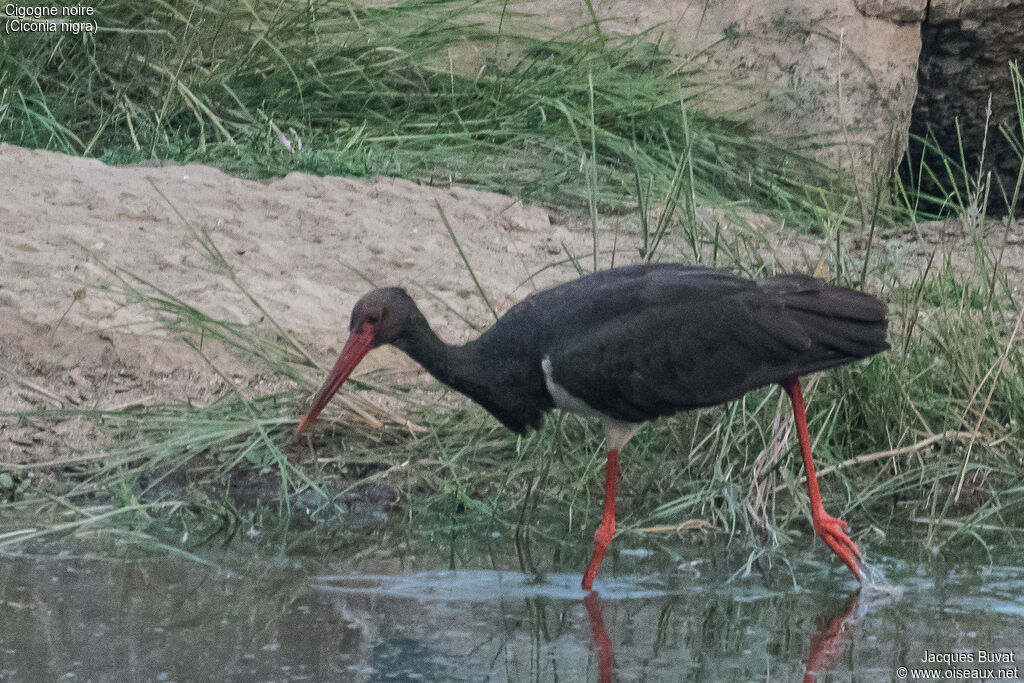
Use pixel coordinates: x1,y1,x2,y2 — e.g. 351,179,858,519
1,0,837,217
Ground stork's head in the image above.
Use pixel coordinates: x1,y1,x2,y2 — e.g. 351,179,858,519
295,287,421,434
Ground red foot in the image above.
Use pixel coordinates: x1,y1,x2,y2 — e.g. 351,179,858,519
783,377,864,580
812,511,862,579
582,449,619,591
582,517,615,590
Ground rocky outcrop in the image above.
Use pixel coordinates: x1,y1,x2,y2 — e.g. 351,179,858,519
519,0,923,214
517,0,1023,217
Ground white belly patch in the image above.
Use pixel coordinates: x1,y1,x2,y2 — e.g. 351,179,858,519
541,357,640,451
541,356,601,417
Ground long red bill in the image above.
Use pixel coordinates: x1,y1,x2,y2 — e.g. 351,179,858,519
295,325,375,435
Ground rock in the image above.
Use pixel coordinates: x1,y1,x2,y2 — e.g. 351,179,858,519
513,0,922,221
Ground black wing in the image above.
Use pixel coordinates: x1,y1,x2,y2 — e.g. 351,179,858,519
468,264,738,430
541,267,888,423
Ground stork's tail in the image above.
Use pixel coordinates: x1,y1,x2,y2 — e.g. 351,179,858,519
761,274,890,373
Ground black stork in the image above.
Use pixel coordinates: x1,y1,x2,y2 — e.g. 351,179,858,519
296,264,889,589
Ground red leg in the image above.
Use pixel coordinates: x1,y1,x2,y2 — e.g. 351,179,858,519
782,377,862,579
582,449,618,590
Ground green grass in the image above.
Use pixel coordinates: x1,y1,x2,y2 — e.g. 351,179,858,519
1,2,1024,576
1,0,836,214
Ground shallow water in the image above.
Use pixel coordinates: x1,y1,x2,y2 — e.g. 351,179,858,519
1,534,1022,682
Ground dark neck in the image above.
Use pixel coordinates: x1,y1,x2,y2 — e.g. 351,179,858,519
394,321,474,389
393,314,549,433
